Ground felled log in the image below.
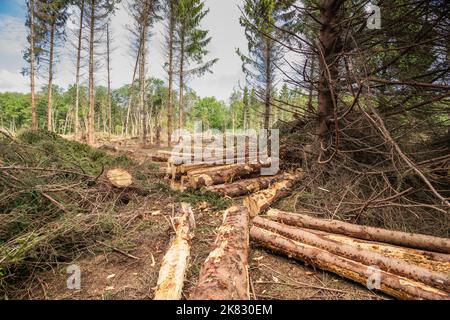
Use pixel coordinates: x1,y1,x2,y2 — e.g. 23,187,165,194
205,173,287,197
250,226,450,300
252,217,450,292
98,144,118,152
243,171,305,217
266,209,450,255
170,162,216,180
190,205,250,300
188,163,271,189
154,203,195,300
106,168,132,188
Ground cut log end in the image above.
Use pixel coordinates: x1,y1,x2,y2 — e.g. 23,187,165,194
106,168,132,188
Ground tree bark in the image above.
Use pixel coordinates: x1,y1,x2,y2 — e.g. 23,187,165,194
253,217,450,292
315,0,343,151
250,226,450,300
87,0,95,145
190,205,250,300
167,0,175,147
178,32,185,130
205,173,287,197
74,0,85,137
266,209,450,255
189,163,271,189
29,0,37,130
47,23,56,132
154,203,195,300
243,171,305,217
106,21,112,139
139,24,147,145
263,36,272,130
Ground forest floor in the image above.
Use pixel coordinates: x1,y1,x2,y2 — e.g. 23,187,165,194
19,136,387,300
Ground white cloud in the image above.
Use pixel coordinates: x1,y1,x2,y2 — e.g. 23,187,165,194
0,69,29,92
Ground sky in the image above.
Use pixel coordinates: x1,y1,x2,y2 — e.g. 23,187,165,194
0,0,247,102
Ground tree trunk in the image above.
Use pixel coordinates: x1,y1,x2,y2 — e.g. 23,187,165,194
250,226,450,300
29,0,37,130
74,0,85,137
87,0,95,145
307,54,316,113
263,37,272,130
154,203,195,300
124,47,140,138
139,25,147,145
47,23,56,132
315,0,343,151
178,33,185,130
190,205,250,300
243,171,305,217
106,21,112,139
266,209,450,255
167,1,175,147
205,173,287,197
253,217,450,292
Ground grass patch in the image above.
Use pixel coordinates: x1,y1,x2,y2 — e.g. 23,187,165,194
177,189,232,211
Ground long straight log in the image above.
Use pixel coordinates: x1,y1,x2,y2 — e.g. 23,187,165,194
267,209,450,255
188,163,271,189
205,173,287,197
154,203,195,300
243,171,305,217
250,226,450,300
253,217,449,291
190,205,250,300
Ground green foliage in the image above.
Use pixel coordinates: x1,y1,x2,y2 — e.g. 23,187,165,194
177,189,232,211
0,129,134,295
192,97,228,130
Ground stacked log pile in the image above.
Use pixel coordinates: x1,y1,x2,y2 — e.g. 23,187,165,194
250,210,450,300
153,147,449,300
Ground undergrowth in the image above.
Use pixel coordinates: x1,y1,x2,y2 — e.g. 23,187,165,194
0,129,143,298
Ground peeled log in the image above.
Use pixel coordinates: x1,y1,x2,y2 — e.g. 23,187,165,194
205,173,287,197
190,205,250,300
243,171,305,217
253,217,450,292
267,209,450,255
188,163,271,189
106,168,132,188
250,226,450,300
154,203,195,300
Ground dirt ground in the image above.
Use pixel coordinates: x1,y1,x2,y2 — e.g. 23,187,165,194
25,137,387,300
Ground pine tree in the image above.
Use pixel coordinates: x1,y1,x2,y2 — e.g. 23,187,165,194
175,0,217,129
237,0,295,129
